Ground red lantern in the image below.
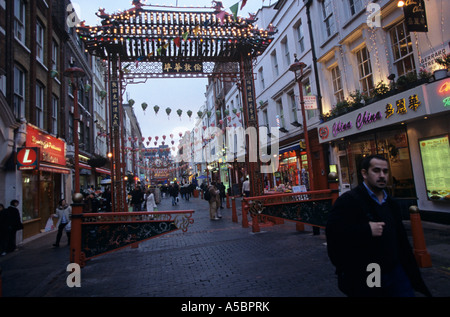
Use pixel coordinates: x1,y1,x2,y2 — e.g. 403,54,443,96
170,134,173,139
155,136,159,141
148,136,152,141
179,132,183,137
162,135,166,140
171,140,174,145
154,141,157,146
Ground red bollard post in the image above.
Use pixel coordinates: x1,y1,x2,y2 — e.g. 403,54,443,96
409,206,432,268
296,222,305,232
70,193,85,267
241,199,249,228
252,213,260,233
231,197,238,223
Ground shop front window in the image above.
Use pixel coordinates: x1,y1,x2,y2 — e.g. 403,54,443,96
341,128,415,198
22,172,38,222
277,151,299,187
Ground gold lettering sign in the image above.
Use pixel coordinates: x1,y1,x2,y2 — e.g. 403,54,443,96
162,62,203,73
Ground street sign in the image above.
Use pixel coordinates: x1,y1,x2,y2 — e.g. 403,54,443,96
16,147,40,171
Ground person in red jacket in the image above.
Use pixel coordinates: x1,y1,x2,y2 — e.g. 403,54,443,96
326,155,431,297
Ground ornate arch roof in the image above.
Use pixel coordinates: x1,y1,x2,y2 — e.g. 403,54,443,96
76,2,275,64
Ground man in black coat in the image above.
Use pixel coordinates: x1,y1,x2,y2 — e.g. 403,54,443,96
1,200,23,254
130,186,144,211
326,155,431,297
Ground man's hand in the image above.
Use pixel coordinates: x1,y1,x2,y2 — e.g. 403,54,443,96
369,221,385,237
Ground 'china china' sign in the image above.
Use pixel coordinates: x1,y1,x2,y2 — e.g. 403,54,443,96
26,124,66,166
317,86,426,143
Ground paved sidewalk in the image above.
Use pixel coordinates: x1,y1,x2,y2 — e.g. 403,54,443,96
1,194,449,299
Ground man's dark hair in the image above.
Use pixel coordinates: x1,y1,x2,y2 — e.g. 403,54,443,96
360,154,388,172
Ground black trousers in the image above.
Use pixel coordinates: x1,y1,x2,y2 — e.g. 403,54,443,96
55,223,70,246
1,228,18,253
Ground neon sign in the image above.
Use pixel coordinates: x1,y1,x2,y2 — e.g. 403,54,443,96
438,81,450,107
443,97,450,107
438,81,450,95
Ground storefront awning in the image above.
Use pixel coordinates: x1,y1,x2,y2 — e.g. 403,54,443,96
95,167,111,175
79,162,91,169
279,144,300,154
39,163,71,174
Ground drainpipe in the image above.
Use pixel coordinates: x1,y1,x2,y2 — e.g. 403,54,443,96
304,0,323,114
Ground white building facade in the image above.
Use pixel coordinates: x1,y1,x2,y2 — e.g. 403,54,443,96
314,0,450,221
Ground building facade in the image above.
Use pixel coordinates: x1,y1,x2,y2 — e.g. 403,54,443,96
314,0,450,221
251,0,328,191
0,0,108,240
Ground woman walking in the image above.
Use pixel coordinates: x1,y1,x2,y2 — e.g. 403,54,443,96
52,199,71,247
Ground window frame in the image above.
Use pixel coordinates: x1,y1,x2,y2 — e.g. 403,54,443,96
390,21,416,77
349,0,363,16
51,40,59,72
271,50,279,77
356,46,374,95
36,82,45,129
14,0,26,44
281,37,290,67
52,95,58,135
289,92,299,124
276,100,286,128
36,20,45,63
322,0,335,38
258,67,265,90
296,21,305,53
331,65,345,103
13,65,25,119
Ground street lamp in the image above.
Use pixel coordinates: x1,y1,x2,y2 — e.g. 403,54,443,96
64,62,86,194
289,54,314,191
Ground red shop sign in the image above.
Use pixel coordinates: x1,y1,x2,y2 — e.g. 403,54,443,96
16,147,39,171
26,124,66,166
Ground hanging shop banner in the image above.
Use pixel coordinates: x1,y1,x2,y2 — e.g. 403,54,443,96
403,0,428,32
26,124,66,165
162,61,203,74
110,80,120,127
16,147,40,171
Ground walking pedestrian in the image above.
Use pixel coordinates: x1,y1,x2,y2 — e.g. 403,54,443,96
215,184,222,218
242,176,250,197
325,154,431,297
102,187,112,212
1,200,23,253
218,182,226,209
0,203,7,255
170,183,179,206
131,186,144,211
52,199,72,247
146,189,157,211
208,183,219,220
